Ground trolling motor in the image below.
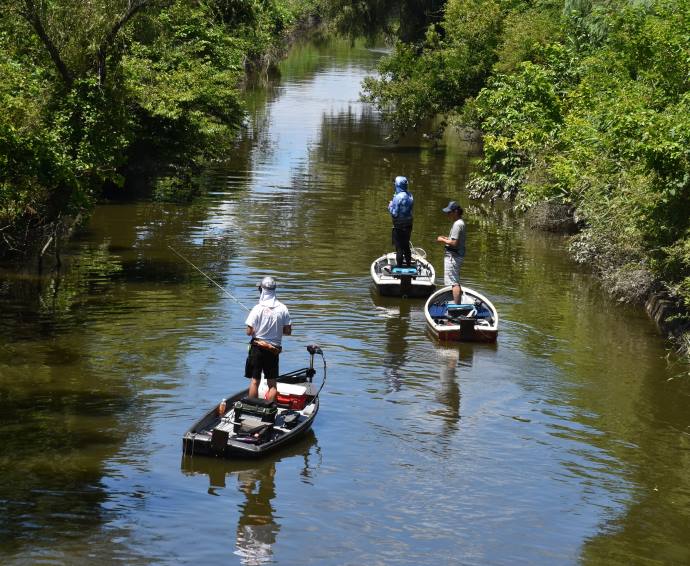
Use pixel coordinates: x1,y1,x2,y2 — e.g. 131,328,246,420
306,344,327,398
270,344,327,413
307,344,323,356
306,343,323,381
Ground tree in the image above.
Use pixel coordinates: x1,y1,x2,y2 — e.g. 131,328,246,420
0,0,315,257
7,1,170,89
361,0,502,136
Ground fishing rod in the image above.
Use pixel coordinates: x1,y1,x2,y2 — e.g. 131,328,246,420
168,245,250,312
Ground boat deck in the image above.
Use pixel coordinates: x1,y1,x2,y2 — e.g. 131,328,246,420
183,395,318,458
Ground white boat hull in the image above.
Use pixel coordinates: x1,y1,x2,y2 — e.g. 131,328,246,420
370,251,436,298
424,286,499,342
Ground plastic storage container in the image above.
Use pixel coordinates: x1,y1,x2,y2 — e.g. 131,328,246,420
276,393,308,410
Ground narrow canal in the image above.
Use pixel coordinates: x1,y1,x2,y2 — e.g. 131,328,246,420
1,39,689,565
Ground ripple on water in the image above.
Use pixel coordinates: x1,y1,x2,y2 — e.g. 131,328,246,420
2,39,689,566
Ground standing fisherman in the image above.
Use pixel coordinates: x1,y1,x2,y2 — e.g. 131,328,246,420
436,201,466,305
244,277,292,402
388,176,414,267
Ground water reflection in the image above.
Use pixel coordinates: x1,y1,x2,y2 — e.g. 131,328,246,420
373,295,412,393
234,464,278,564
0,202,245,560
431,343,478,440
181,433,318,565
435,345,462,425
1,35,689,565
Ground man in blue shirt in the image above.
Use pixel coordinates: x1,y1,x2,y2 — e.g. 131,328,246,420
388,176,414,267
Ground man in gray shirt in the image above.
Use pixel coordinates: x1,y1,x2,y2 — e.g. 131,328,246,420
436,201,465,304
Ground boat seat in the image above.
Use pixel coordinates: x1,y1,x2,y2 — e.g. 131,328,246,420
446,304,477,319
446,303,476,311
239,396,275,408
391,266,418,276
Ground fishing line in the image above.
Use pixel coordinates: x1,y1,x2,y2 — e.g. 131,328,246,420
168,245,251,312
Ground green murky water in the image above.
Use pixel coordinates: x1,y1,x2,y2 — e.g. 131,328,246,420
1,39,689,565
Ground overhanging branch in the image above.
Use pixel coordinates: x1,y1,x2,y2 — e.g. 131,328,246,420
20,0,73,87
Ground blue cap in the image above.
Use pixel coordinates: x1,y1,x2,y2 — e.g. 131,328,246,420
394,176,408,191
442,201,462,213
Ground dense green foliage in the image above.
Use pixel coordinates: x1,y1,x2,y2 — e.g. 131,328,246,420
361,0,690,313
361,0,504,135
0,0,314,256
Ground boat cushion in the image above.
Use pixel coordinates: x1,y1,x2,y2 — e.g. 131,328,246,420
277,382,318,396
428,304,447,318
446,303,476,311
428,303,476,317
391,267,418,275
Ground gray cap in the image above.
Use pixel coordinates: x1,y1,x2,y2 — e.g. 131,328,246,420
257,276,277,290
442,201,462,213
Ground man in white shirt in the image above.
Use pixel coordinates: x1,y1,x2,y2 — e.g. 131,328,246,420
436,201,466,305
244,277,292,401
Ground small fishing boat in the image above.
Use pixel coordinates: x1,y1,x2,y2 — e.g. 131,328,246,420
424,286,499,342
370,247,436,298
182,345,326,458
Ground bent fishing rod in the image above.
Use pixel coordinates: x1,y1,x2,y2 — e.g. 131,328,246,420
168,245,250,312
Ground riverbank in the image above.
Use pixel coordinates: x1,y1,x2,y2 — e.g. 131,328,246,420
354,0,690,359
3,40,689,563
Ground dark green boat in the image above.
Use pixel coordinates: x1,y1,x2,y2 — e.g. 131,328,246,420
182,345,326,459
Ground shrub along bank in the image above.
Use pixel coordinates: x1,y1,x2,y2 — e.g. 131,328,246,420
355,0,690,352
0,0,318,259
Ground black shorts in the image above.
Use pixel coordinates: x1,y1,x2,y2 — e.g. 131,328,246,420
244,344,279,381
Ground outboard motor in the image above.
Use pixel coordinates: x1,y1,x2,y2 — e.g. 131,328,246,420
458,316,476,340
447,303,477,340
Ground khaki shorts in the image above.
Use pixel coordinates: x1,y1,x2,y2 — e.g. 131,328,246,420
444,254,464,286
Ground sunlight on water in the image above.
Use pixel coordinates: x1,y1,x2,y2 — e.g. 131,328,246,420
1,39,689,566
